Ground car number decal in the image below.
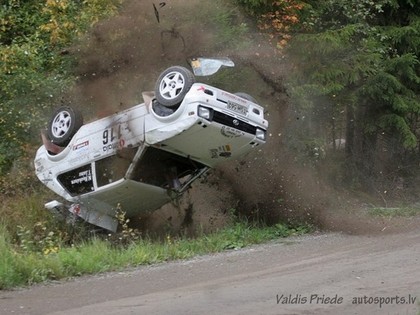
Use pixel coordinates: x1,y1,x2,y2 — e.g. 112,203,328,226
103,128,117,145
102,125,126,152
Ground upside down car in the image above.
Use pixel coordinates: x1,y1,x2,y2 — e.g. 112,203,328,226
34,58,268,231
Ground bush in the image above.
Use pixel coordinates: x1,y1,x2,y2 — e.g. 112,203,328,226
0,0,122,175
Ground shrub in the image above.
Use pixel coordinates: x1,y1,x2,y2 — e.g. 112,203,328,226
0,0,122,175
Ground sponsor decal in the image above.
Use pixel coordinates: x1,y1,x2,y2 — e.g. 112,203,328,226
210,145,232,158
70,169,92,185
57,164,94,196
221,126,243,138
103,142,118,152
73,140,89,151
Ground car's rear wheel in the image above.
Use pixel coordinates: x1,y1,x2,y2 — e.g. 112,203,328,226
155,66,195,107
47,106,83,146
235,92,257,103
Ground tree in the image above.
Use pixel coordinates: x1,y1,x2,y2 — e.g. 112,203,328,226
236,0,307,49
0,0,122,175
285,0,420,186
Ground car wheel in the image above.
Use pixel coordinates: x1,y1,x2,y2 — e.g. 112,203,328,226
155,66,195,107
47,106,83,146
235,92,257,103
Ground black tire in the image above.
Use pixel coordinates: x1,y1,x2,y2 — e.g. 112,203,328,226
155,66,195,107
235,92,257,103
47,106,83,146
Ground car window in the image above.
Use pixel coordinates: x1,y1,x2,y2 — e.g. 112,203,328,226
96,148,137,187
130,147,205,189
57,164,94,196
130,147,169,187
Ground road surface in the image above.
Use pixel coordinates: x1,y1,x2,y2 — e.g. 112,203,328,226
1,230,419,315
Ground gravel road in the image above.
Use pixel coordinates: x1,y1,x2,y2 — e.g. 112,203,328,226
1,229,419,315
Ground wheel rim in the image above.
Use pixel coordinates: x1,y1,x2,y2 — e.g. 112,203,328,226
51,110,71,138
159,71,185,100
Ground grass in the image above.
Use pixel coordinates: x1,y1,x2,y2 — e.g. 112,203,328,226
368,205,420,217
0,221,312,289
0,170,313,290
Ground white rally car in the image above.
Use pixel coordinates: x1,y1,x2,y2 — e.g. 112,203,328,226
34,58,268,231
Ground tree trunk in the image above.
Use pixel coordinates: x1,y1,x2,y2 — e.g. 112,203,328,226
345,103,354,158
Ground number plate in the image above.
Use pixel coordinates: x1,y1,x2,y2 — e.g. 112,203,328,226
227,101,248,115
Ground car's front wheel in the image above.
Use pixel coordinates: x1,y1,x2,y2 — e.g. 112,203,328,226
47,106,83,146
155,66,195,107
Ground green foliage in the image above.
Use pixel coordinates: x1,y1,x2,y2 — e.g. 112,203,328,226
0,0,122,175
368,205,420,217
303,0,392,30
211,10,249,49
0,221,312,289
234,0,275,14
0,1,45,45
222,222,312,250
286,0,420,182
107,204,141,246
187,0,249,50
0,226,18,288
16,222,62,255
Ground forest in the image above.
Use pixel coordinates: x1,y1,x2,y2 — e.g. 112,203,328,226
241,0,420,192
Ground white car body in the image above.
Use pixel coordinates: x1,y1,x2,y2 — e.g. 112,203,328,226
34,61,268,231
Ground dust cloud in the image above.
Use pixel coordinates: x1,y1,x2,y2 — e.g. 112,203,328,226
66,0,413,235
